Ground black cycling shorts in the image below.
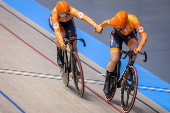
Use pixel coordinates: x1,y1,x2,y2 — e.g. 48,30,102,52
110,28,138,50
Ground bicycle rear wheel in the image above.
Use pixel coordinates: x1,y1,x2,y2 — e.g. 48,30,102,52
61,50,69,86
105,76,117,101
105,61,120,100
71,52,84,97
120,66,138,113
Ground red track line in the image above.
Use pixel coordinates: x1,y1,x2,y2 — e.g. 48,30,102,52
0,23,123,113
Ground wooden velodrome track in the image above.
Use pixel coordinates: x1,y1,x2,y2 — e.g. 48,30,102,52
0,1,168,113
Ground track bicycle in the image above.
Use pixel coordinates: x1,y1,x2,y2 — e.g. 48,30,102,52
105,50,147,113
60,38,86,97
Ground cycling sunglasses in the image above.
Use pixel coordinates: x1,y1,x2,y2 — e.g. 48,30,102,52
58,12,70,18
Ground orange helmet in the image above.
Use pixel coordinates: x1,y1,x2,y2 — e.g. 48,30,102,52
113,11,128,29
56,1,70,14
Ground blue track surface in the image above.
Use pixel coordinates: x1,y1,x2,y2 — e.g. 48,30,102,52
2,0,170,111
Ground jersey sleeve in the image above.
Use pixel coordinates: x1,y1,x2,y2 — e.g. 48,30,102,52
131,15,148,48
70,7,97,27
131,15,145,34
100,18,114,27
51,11,64,44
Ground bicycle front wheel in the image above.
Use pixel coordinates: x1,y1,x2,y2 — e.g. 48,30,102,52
71,52,84,97
120,66,138,113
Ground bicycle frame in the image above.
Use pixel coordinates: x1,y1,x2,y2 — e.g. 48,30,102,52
62,38,86,97
64,38,86,74
118,51,134,82
104,50,147,111
120,50,147,112
118,51,147,82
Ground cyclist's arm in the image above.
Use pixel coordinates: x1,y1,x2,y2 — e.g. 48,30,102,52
99,19,112,27
138,30,148,49
70,7,97,27
133,16,148,49
51,11,64,45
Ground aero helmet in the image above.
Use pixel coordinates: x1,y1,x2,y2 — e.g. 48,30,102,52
56,1,70,14
113,11,128,29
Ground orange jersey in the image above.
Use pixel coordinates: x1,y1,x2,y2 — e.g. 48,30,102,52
100,14,148,48
51,6,97,44
100,14,145,35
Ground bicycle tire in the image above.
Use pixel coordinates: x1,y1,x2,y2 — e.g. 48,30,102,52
105,61,120,100
61,50,69,86
71,52,84,97
120,66,138,113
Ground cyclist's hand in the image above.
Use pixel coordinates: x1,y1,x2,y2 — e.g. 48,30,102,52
60,43,67,50
134,47,142,54
94,25,103,34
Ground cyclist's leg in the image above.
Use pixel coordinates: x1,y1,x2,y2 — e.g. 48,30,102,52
103,31,122,94
65,19,77,53
68,37,77,53
64,19,78,73
126,30,138,63
107,51,120,72
125,30,138,80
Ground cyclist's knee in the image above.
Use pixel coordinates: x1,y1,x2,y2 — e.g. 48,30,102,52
110,52,120,63
128,39,138,50
109,58,119,64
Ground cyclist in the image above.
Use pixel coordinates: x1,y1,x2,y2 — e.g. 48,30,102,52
48,1,102,66
98,11,148,94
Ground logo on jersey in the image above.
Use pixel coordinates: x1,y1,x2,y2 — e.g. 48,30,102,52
138,26,144,33
59,17,71,22
116,44,119,48
53,23,59,29
77,12,84,19
110,35,114,47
